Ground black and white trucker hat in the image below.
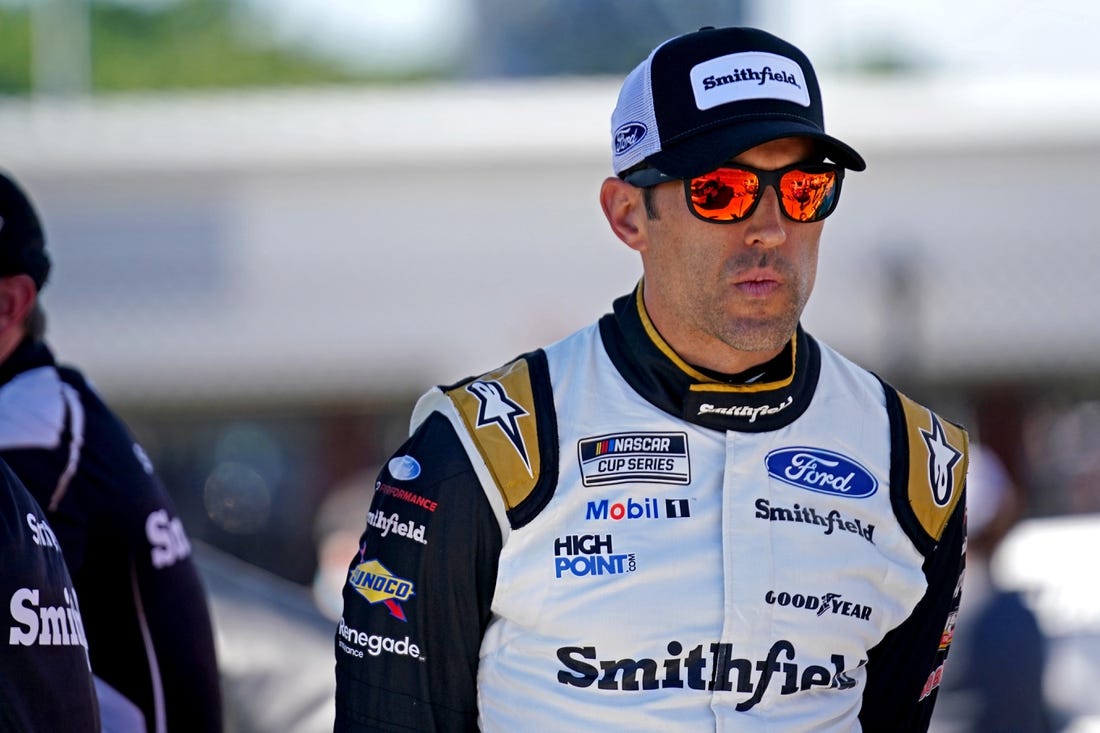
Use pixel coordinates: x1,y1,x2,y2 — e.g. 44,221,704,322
611,26,865,179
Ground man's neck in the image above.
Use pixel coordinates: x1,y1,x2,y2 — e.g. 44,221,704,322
688,341,794,384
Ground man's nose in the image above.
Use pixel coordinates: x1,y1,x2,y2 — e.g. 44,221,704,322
742,187,787,248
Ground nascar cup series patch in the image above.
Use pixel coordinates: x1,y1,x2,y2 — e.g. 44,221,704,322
577,432,690,486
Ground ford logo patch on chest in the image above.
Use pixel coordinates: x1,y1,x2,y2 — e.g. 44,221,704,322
765,447,878,499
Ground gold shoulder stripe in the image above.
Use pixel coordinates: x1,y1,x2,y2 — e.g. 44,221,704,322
447,358,541,511
898,392,969,542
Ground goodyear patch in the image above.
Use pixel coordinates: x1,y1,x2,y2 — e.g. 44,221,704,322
577,432,690,486
348,558,414,622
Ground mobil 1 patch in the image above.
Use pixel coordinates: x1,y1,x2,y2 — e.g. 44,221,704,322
577,432,690,486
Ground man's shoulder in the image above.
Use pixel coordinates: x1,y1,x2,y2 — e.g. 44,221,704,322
413,349,560,530
809,333,878,380
0,356,159,497
0,365,68,451
45,362,144,460
883,386,969,554
810,332,969,550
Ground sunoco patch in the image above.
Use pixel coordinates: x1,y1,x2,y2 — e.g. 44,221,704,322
577,432,690,486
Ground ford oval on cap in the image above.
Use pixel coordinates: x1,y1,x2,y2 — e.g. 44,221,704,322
613,122,648,155
765,447,877,499
388,455,421,481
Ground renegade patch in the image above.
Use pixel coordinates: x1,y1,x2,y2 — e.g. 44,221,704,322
577,432,690,486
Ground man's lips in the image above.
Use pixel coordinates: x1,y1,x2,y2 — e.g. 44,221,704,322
733,270,783,296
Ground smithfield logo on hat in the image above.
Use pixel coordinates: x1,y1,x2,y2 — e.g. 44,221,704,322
613,122,648,155
690,51,811,111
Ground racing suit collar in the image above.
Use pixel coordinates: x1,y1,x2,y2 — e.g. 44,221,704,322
598,286,820,432
0,338,55,387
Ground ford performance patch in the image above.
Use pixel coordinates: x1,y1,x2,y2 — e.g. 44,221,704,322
578,432,690,486
765,447,877,498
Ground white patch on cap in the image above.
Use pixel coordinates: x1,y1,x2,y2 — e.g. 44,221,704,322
690,51,811,110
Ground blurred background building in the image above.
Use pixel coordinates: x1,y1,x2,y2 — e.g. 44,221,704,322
2,1,1099,730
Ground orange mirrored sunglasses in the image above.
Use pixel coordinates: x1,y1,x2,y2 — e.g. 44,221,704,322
624,162,844,224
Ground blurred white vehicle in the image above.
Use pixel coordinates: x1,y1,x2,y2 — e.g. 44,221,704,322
196,544,336,733
995,514,1100,732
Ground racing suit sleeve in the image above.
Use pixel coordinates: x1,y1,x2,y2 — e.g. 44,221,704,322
334,411,502,732
858,492,966,731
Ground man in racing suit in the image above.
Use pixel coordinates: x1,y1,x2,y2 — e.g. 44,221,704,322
335,27,967,732
0,170,223,732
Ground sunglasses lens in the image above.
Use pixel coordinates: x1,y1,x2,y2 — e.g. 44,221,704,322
686,165,841,223
688,169,760,221
778,167,839,222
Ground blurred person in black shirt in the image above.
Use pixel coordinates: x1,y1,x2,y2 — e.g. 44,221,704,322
1,458,100,731
0,170,223,732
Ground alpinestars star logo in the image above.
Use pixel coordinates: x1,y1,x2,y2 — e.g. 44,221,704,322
467,380,532,476
921,412,962,507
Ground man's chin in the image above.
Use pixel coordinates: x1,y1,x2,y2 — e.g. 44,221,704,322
720,315,798,354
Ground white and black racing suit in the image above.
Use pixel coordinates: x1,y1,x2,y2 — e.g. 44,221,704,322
335,286,968,732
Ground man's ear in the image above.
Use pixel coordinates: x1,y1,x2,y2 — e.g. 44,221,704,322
600,177,651,253
0,274,38,334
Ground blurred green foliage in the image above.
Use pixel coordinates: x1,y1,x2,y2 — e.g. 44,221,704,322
0,9,34,94
0,0,398,95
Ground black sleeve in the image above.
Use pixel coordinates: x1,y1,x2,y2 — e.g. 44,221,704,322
334,411,503,732
859,494,966,732
80,379,224,733
123,481,224,733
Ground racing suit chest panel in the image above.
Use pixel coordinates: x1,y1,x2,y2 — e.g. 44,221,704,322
715,353,930,726
479,325,929,731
